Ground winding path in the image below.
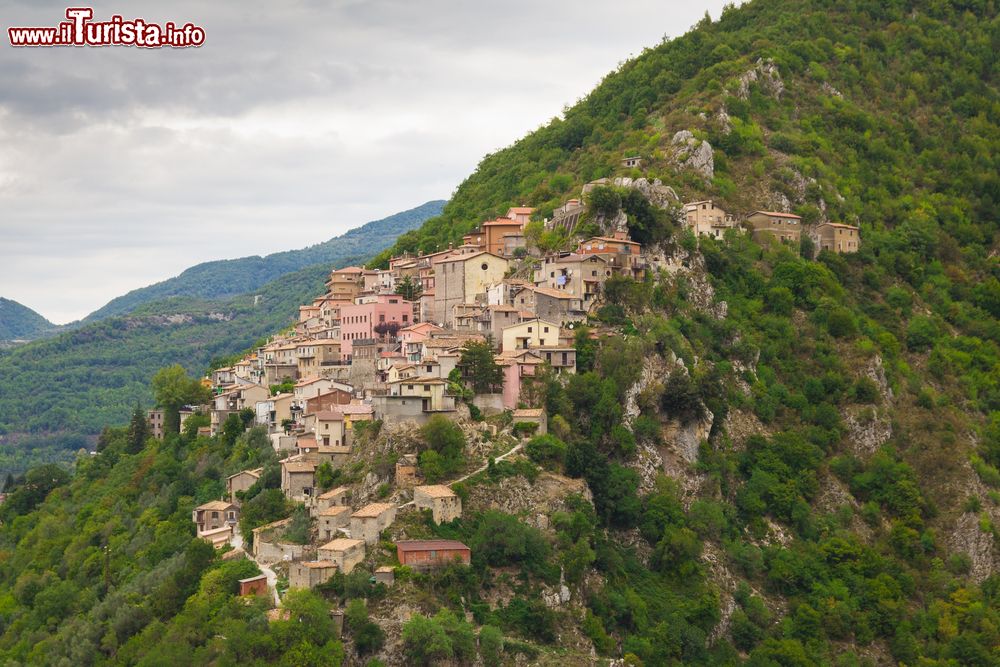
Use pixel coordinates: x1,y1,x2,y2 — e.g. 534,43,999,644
396,442,524,509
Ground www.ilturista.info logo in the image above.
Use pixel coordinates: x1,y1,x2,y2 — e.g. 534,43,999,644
7,7,205,48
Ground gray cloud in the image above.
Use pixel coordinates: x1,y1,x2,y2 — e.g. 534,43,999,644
0,0,732,323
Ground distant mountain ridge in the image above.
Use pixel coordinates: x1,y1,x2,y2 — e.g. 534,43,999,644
0,298,58,342
81,200,445,322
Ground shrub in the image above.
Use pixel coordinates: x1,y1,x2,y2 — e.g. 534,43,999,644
525,434,567,469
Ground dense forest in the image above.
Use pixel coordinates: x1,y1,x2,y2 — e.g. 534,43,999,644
0,0,998,664
0,298,57,343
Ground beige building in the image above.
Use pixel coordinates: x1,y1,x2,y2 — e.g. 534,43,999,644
350,502,397,545
815,222,860,253
318,505,351,541
684,200,736,238
226,468,261,503
303,410,347,448
146,409,165,439
747,211,802,247
317,537,366,574
433,252,509,326
413,485,462,524
325,266,364,302
501,318,561,352
192,500,239,533
289,561,338,589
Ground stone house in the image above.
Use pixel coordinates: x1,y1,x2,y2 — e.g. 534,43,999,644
512,408,547,435
289,561,338,589
432,252,509,326
281,459,317,501
533,253,611,307
350,502,397,545
317,537,366,574
496,349,544,410
315,485,351,513
396,540,471,571
413,485,462,524
318,505,351,541
303,409,347,448
395,454,420,487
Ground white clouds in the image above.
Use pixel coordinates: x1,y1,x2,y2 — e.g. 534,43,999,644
0,0,732,323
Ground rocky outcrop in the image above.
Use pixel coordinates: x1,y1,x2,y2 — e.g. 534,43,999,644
670,130,714,180
843,408,892,456
946,512,999,583
737,58,784,99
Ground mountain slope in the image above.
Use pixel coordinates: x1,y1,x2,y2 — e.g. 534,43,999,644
82,200,444,323
0,298,58,342
1,1,999,665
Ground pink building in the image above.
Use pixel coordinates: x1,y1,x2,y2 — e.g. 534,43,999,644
497,350,543,409
340,295,413,361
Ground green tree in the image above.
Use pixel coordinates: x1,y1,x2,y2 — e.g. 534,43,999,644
459,340,504,393
395,275,422,301
125,403,149,454
151,365,210,434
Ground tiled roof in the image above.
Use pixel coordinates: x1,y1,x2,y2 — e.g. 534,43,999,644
319,538,364,551
196,500,235,511
415,484,456,498
752,211,802,219
396,540,470,552
352,502,395,518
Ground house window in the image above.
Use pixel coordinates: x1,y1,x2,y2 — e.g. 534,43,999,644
423,384,430,391
211,512,219,519
543,327,549,333
527,327,532,333
407,385,414,390
481,263,489,271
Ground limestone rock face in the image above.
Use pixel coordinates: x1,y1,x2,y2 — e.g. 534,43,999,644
737,57,784,99
670,130,714,180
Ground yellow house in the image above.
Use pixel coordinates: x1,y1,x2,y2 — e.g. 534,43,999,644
501,318,561,352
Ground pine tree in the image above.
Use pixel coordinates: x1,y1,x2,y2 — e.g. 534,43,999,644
126,403,149,454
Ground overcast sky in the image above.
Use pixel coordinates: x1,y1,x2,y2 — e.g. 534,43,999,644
0,0,732,324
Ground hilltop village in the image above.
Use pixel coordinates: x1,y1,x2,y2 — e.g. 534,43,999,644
155,176,861,614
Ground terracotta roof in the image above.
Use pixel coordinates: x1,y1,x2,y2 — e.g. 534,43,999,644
752,211,802,219
528,286,576,300
319,486,350,499
437,251,505,264
299,560,337,569
340,404,373,415
196,500,235,511
415,484,456,498
227,468,262,481
482,218,522,227
283,460,317,473
375,565,394,573
396,540,470,552
238,574,267,583
332,266,365,273
352,502,395,518
311,410,345,421
512,408,544,417
320,506,351,516
582,236,640,246
817,222,860,230
320,538,364,551
507,207,534,215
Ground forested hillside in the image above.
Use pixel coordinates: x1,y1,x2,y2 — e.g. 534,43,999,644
0,298,57,343
0,0,998,665
83,201,444,323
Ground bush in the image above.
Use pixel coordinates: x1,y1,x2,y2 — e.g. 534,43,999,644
525,434,567,469
512,421,539,438
906,317,939,352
